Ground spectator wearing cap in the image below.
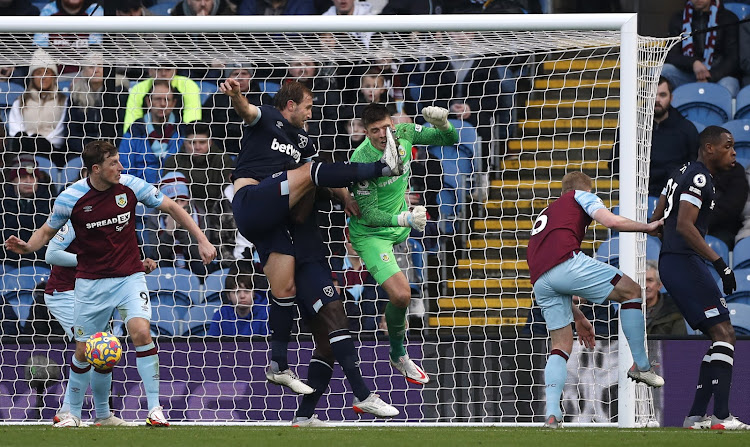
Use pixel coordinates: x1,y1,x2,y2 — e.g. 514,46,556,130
67,51,130,159
163,122,234,211
119,80,184,183
204,64,271,154
6,48,69,167
170,0,235,15
143,171,212,275
237,0,316,15
114,0,152,15
207,264,269,336
123,65,201,133
1,155,55,267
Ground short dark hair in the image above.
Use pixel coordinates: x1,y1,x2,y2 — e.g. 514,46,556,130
658,76,673,94
273,80,312,111
699,125,731,148
82,140,118,172
185,122,211,138
361,102,391,128
116,0,143,12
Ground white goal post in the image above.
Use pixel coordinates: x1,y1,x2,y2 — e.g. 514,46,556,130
0,13,678,427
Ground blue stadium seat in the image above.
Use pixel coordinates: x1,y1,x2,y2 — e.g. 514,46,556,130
183,303,219,336
646,236,661,261
203,268,229,304
150,303,186,337
60,156,84,187
258,81,280,97
33,156,60,186
145,267,201,305
199,81,218,105
728,302,750,335
689,120,706,134
725,2,750,20
733,237,750,269
721,120,750,163
595,236,619,267
0,81,23,108
736,85,750,120
148,0,177,15
672,82,732,126
705,235,729,266
1,266,51,324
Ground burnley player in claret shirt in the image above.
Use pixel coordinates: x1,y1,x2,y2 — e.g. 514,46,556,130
526,171,664,428
4,140,216,428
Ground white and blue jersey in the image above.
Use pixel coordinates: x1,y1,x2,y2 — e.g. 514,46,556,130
232,105,316,181
44,221,78,340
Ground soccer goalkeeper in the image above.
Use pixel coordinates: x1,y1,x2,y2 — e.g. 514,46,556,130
349,103,458,384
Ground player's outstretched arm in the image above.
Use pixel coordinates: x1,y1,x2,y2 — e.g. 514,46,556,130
592,208,663,235
219,77,259,125
156,196,217,265
5,223,58,255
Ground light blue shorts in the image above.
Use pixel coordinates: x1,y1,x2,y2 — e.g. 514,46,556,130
44,290,75,340
532,251,622,331
72,272,151,342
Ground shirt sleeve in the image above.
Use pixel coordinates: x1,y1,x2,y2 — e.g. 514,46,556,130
574,190,607,218
46,222,77,268
352,179,400,227
679,172,709,209
397,122,459,147
121,175,165,209
47,193,74,230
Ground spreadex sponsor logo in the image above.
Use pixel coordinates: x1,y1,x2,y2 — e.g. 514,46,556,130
85,212,130,229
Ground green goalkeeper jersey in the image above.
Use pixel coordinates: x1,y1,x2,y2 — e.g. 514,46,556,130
348,122,459,243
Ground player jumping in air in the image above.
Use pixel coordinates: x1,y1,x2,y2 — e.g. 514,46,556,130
652,126,750,430
5,141,217,428
526,171,665,429
348,103,459,385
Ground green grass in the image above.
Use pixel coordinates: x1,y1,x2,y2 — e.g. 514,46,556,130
3,426,750,447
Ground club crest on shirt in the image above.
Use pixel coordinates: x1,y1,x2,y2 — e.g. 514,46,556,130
298,134,308,148
276,121,283,129
398,145,406,157
693,173,706,188
323,286,334,297
115,193,128,208
380,253,390,263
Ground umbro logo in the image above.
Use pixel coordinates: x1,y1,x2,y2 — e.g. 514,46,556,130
83,205,93,212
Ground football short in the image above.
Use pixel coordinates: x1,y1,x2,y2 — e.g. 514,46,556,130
44,290,75,340
350,235,403,285
232,172,293,266
72,272,151,342
533,251,622,331
295,260,342,321
659,253,729,332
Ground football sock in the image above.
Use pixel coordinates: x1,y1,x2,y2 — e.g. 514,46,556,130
329,328,370,401
620,299,651,371
688,347,714,417
710,341,735,420
310,161,390,188
59,370,76,413
545,349,569,420
269,294,295,371
68,356,92,419
135,342,160,410
296,356,334,419
91,368,112,419
385,302,407,362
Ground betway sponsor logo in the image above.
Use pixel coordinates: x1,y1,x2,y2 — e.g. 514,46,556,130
86,212,131,229
271,138,301,163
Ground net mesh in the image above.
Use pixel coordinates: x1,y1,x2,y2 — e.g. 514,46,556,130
0,26,677,424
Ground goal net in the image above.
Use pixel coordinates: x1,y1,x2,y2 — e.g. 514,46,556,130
0,14,677,426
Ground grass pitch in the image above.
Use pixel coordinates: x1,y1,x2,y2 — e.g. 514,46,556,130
3,426,750,447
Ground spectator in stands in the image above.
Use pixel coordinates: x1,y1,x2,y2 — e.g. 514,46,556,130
6,48,69,167
114,0,150,15
207,266,269,336
708,161,749,249
238,0,316,15
734,163,750,243
119,80,184,183
663,0,740,97
163,122,234,211
170,0,235,15
0,155,54,267
203,63,271,154
0,0,40,15
123,65,201,133
143,171,210,275
648,76,699,197
34,0,103,52
338,73,397,121
321,0,375,47
380,0,444,14
645,260,687,335
67,52,130,159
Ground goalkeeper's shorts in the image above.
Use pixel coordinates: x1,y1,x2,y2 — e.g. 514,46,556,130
351,236,402,285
